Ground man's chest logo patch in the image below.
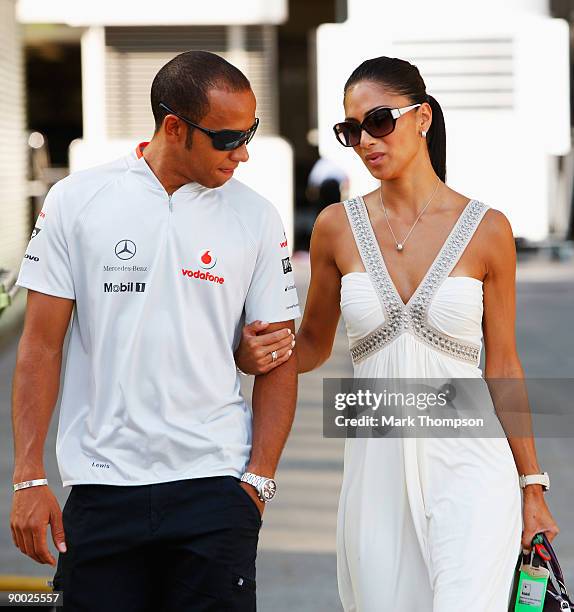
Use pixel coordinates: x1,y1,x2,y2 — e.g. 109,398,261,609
198,249,217,270
115,240,137,261
282,257,292,274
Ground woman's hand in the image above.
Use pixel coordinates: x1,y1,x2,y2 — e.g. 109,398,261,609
234,320,295,375
521,487,559,551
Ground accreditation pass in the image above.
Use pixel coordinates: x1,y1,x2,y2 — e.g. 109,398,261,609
0,592,62,606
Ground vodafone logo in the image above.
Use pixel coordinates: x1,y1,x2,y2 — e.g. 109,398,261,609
198,249,217,270
182,268,224,284
182,248,224,284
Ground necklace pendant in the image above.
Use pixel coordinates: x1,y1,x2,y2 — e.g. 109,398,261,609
396,243,404,251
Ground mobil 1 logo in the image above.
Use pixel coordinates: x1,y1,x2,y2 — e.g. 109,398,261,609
103,282,146,293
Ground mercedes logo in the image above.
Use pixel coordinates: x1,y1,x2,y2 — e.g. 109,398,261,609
115,240,136,261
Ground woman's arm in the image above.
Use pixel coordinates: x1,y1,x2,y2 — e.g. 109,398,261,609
294,205,343,373
235,204,344,374
481,209,559,550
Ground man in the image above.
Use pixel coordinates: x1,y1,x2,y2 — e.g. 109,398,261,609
10,50,299,611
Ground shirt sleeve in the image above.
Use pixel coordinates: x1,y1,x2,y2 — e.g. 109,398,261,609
16,183,75,300
244,205,301,324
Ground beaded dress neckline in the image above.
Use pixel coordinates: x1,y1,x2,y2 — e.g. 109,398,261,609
343,196,489,365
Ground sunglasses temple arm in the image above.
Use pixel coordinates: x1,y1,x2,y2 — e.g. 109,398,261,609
393,103,422,118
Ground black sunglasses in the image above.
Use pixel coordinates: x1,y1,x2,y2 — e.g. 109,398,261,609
159,102,259,151
333,103,421,147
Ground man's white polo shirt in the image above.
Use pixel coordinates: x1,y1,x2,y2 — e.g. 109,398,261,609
16,144,301,487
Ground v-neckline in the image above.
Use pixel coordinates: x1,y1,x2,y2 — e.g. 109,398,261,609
358,195,476,309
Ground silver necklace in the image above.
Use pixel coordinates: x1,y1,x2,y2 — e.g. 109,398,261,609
378,177,441,251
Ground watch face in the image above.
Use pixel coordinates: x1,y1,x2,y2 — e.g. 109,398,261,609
261,479,277,501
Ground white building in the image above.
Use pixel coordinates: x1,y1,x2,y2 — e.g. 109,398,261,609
316,0,571,242
0,0,28,275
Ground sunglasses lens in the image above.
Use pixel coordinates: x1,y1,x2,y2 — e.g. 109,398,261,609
363,109,394,138
334,123,361,147
215,122,258,151
212,132,240,151
220,139,242,151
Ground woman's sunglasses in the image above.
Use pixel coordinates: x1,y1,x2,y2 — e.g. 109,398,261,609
333,103,421,147
159,102,259,151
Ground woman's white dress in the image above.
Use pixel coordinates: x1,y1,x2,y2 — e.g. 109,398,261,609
337,197,522,612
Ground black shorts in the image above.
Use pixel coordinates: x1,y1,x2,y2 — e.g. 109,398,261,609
52,476,262,611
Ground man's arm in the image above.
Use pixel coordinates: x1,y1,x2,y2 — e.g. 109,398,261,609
241,319,297,514
11,290,74,565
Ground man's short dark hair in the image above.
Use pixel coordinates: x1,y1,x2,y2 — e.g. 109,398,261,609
150,50,251,146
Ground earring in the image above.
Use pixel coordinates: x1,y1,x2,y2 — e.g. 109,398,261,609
421,130,427,137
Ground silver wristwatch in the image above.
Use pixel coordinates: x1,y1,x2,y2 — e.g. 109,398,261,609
519,472,550,492
240,472,277,502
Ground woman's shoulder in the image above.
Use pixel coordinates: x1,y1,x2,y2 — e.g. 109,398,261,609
465,200,516,267
448,188,513,238
314,201,349,233
476,204,513,240
309,203,355,262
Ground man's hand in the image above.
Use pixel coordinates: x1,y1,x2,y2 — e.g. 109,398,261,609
239,481,265,518
235,321,295,375
10,486,67,566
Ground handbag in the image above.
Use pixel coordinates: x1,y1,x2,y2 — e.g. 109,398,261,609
509,533,574,611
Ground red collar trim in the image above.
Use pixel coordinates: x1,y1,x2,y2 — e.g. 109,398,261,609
135,142,149,159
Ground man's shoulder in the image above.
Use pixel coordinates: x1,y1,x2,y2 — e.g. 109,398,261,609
51,154,133,206
219,178,276,218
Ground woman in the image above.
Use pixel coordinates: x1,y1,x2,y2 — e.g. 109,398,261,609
235,56,558,611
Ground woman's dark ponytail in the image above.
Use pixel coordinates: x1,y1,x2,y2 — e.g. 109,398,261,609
426,94,446,182
344,56,447,182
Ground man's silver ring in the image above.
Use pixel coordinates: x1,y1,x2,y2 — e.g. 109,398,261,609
271,350,278,363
